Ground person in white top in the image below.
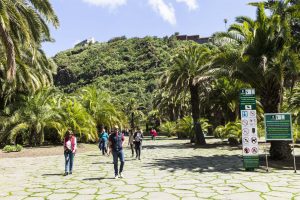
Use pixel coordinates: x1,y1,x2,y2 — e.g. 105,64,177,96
63,129,77,176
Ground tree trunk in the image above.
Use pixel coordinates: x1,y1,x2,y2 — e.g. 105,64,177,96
189,83,206,145
261,84,292,160
0,23,16,81
131,112,134,129
39,129,44,145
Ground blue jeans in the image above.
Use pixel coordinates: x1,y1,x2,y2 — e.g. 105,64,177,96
64,150,74,173
101,140,107,155
112,150,125,176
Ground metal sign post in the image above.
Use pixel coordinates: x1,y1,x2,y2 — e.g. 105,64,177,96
264,113,296,173
265,142,269,172
293,140,297,173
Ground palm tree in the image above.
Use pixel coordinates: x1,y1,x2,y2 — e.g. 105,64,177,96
163,44,218,145
58,96,97,142
0,0,59,81
0,89,63,145
201,78,249,127
0,47,57,108
153,89,189,122
214,4,300,159
125,98,144,129
76,86,126,130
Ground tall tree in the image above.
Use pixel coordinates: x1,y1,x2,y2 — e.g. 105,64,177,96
0,0,59,81
214,4,300,159
163,44,217,145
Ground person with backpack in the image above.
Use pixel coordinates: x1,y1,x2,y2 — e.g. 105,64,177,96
98,126,109,155
63,129,77,176
108,125,125,179
133,128,143,160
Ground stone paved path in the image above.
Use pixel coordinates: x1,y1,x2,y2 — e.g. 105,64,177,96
0,138,300,200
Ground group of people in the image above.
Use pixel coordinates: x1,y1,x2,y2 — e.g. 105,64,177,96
63,126,158,179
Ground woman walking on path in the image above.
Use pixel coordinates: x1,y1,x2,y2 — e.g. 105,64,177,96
63,129,77,176
128,129,135,157
108,125,125,179
150,128,158,140
133,128,143,160
98,126,109,155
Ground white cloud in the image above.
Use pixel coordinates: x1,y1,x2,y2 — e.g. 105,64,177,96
176,0,198,11
82,0,127,9
148,0,176,26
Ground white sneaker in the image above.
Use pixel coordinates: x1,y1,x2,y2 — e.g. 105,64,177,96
114,175,119,179
119,173,124,178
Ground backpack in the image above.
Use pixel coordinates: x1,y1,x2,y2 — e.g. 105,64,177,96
135,132,142,142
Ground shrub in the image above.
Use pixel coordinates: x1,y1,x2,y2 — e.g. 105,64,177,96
214,120,241,145
293,124,300,142
159,121,176,137
2,145,23,153
176,116,211,139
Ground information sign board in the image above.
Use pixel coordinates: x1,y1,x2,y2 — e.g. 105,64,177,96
265,113,293,141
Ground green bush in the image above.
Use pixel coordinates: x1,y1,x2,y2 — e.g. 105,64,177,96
293,124,300,142
176,116,211,139
214,120,241,145
2,145,23,153
159,121,176,137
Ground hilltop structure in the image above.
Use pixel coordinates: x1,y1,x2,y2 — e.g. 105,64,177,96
176,34,211,44
75,37,95,47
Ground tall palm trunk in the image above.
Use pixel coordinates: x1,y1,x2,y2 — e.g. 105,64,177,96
0,23,16,81
189,83,206,145
261,84,292,160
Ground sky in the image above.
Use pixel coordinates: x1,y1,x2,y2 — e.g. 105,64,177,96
42,0,257,57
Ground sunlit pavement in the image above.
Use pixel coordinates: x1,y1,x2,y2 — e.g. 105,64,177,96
0,137,300,200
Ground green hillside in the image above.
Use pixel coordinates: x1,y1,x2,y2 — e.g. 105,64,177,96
53,36,187,111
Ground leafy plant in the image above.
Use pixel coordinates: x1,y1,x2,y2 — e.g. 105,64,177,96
176,116,211,139
159,121,176,137
2,144,23,153
214,120,241,145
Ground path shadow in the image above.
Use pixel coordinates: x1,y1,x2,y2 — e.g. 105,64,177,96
42,173,63,176
259,155,300,171
145,155,244,173
146,154,300,173
86,154,99,157
142,142,239,151
92,161,113,164
83,177,115,181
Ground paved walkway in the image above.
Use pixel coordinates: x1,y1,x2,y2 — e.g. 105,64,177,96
0,138,300,200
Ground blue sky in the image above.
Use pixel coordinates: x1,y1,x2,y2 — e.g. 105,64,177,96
43,0,257,56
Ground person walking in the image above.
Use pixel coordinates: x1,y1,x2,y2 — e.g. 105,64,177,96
108,125,125,179
133,128,143,160
63,129,77,176
150,128,158,140
128,129,135,157
98,126,109,155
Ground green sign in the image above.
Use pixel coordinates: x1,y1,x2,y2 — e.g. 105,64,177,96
240,89,259,170
243,156,259,168
265,113,293,141
240,89,256,110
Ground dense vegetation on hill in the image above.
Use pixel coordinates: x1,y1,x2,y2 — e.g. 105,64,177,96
53,36,186,112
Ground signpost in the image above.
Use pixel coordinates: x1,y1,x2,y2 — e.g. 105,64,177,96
264,113,296,172
240,89,259,170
